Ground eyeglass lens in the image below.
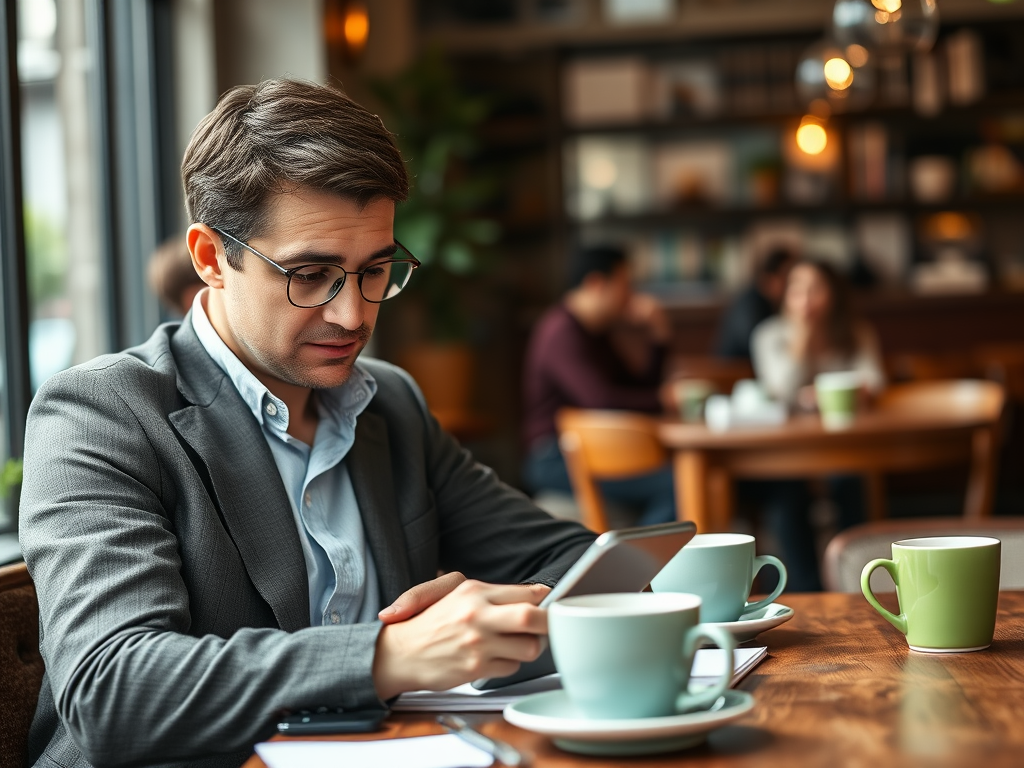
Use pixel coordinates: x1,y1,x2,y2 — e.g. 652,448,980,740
287,260,416,307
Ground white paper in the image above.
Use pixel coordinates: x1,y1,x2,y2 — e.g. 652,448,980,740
256,734,492,768
394,646,767,713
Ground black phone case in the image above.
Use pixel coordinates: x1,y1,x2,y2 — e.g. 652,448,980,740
276,709,387,735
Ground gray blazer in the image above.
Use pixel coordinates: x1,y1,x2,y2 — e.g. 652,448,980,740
19,319,595,768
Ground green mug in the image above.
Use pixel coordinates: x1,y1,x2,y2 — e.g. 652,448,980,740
548,593,736,719
861,536,1001,653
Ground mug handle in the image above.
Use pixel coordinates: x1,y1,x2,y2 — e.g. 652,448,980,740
742,555,787,617
860,558,907,635
676,624,737,714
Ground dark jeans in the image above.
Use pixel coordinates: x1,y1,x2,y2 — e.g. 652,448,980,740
741,476,866,593
523,437,677,527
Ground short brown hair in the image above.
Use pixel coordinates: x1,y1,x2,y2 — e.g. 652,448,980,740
182,79,409,268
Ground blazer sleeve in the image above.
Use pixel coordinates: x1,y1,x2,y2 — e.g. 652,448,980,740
19,365,388,767
389,368,596,586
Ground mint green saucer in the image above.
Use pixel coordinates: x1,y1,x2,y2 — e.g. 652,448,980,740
707,602,794,643
503,689,754,756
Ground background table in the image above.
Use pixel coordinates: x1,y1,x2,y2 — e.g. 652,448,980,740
245,591,1024,768
657,381,1003,533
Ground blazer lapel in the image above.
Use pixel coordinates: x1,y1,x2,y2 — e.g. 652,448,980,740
348,410,411,606
169,321,310,633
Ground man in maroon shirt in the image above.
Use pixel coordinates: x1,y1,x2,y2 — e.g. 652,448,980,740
522,245,676,526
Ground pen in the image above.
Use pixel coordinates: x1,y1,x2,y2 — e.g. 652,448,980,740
437,714,528,767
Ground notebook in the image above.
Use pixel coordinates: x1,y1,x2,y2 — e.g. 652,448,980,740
393,645,767,713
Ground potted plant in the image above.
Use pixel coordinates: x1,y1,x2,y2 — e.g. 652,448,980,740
371,49,501,427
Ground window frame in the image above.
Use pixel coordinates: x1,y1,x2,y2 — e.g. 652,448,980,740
0,0,176,534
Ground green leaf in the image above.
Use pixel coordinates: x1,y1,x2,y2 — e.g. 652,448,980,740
440,241,476,275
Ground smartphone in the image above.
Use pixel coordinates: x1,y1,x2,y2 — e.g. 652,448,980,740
276,708,387,735
472,520,696,690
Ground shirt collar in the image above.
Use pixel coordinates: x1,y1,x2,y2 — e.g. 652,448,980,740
189,290,376,435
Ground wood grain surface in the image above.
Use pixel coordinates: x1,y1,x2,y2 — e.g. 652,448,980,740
243,591,1024,768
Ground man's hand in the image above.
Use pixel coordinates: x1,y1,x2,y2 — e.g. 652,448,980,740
372,580,550,700
624,293,671,344
378,571,468,624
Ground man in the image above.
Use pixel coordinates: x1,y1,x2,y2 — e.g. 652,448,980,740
715,247,797,361
19,80,594,768
521,244,676,526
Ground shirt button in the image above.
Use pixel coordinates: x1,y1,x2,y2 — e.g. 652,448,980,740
330,611,341,624
304,492,312,507
265,402,277,417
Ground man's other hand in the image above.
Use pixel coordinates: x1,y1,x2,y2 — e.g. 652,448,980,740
378,571,469,624
372,580,550,700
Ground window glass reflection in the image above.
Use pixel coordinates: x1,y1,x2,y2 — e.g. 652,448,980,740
18,0,108,390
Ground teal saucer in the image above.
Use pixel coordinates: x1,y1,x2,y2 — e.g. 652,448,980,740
503,689,754,756
708,602,794,644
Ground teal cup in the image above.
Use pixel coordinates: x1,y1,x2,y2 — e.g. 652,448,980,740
650,533,787,623
547,592,736,720
861,536,1000,653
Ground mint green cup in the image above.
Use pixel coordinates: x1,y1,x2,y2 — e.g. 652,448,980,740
861,536,1001,653
650,533,787,623
814,371,861,430
548,593,736,719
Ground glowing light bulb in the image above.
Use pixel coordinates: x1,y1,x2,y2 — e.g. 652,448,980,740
824,57,854,91
846,44,869,68
344,5,370,50
796,119,828,156
871,0,901,11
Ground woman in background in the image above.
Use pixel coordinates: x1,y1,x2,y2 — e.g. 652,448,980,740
750,259,885,590
752,259,884,409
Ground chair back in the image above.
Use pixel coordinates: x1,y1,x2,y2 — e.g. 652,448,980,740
875,379,1004,421
823,517,1024,592
0,562,44,768
556,409,668,533
668,356,754,395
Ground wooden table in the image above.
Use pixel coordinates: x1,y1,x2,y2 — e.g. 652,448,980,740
656,381,1003,533
244,591,1024,768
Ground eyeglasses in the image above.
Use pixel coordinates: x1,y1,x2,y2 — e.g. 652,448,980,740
212,227,420,308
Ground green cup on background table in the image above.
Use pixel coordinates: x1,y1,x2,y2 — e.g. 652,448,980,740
548,593,736,719
814,371,862,430
673,379,715,423
650,533,787,623
861,536,1001,653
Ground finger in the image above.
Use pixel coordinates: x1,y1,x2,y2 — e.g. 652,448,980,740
378,571,467,623
478,602,549,636
462,581,550,607
482,632,547,664
472,658,521,682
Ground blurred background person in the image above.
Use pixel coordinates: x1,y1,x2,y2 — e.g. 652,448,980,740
716,247,797,361
750,259,885,590
148,236,207,318
521,244,677,526
752,259,885,409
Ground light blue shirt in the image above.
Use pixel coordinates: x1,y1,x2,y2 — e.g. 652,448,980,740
190,293,381,627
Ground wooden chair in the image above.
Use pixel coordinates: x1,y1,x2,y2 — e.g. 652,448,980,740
0,562,44,768
866,380,1005,521
823,517,1024,592
556,409,668,533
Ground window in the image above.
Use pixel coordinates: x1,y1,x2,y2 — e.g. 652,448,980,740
19,0,110,389
0,0,176,539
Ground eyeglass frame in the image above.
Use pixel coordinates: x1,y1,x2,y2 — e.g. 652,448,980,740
210,226,420,308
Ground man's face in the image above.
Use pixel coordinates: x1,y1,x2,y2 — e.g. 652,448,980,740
209,187,393,391
600,263,633,318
